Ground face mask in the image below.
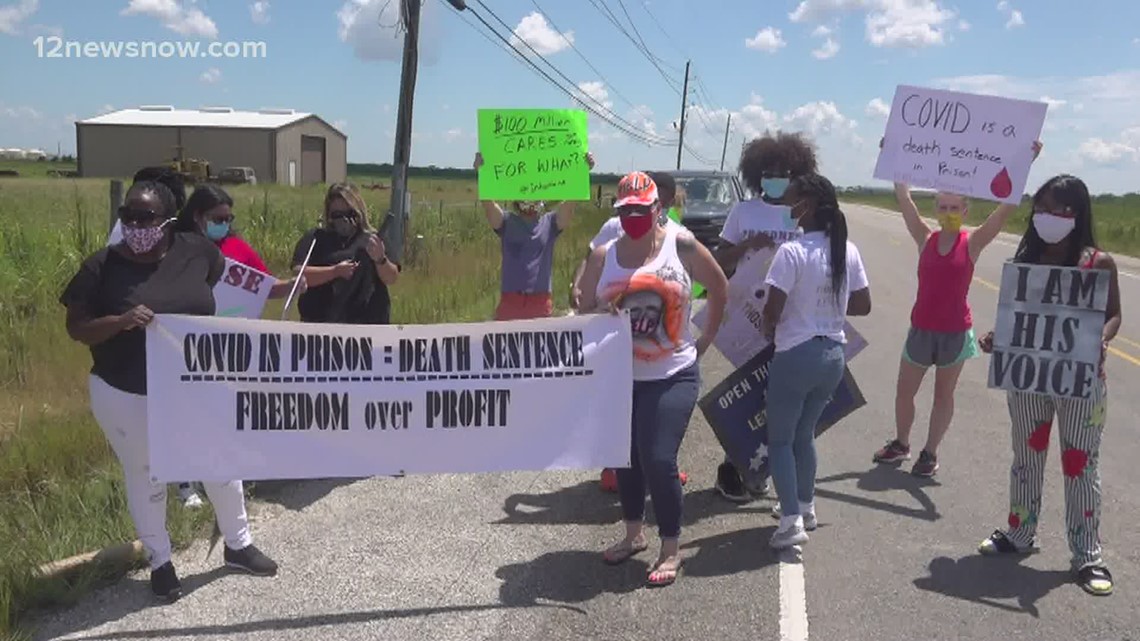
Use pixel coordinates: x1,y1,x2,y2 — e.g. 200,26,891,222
938,213,962,232
122,220,170,254
620,214,654,239
761,177,789,200
205,221,230,241
331,217,357,238
1033,213,1076,244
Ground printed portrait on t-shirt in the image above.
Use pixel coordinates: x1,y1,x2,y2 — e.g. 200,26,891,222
601,265,690,363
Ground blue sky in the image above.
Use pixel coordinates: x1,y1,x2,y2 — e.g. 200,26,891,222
1,0,1139,194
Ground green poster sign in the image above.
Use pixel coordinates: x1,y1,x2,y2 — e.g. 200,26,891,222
667,207,706,298
477,108,591,202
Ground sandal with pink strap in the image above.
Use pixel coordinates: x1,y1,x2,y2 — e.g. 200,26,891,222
647,556,681,587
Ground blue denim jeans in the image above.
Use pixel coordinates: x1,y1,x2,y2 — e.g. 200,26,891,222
767,337,845,518
616,362,700,538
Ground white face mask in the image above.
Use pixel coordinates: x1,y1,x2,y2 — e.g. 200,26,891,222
1032,213,1076,244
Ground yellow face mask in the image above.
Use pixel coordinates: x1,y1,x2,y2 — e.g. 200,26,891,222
938,212,963,232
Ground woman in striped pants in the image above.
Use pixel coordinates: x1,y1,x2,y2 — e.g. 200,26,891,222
977,174,1122,596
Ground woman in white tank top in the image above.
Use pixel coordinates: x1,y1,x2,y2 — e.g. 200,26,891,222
577,171,728,587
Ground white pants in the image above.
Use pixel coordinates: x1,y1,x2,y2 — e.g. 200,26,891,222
89,375,253,569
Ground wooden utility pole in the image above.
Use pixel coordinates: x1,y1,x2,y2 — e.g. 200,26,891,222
386,0,421,265
675,60,690,170
719,114,732,172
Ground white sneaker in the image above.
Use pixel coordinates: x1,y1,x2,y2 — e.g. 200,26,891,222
178,484,203,509
770,515,810,549
771,504,817,531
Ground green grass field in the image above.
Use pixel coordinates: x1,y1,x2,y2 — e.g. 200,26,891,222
842,190,1140,257
0,166,610,639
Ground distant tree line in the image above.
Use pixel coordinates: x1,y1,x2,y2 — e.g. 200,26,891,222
347,162,624,185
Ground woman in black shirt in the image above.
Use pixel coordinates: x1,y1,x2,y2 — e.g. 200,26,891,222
60,180,279,603
291,182,400,324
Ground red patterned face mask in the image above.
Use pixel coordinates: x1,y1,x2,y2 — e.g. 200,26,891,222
620,214,654,239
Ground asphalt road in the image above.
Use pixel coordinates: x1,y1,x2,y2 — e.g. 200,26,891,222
33,203,1140,641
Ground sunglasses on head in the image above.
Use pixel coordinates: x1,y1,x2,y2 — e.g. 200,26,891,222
118,206,161,226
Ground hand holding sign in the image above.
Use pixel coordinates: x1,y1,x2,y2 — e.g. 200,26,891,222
366,234,386,263
119,305,155,331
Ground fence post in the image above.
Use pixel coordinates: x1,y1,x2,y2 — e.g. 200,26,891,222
108,180,123,235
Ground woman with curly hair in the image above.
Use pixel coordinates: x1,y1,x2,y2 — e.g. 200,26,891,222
977,174,1121,596
712,131,819,503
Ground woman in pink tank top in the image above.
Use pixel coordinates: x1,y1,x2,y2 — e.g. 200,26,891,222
873,139,1042,477
976,173,1122,597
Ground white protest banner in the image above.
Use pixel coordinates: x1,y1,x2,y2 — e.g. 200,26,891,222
145,313,634,482
215,258,275,319
873,85,1047,204
988,262,1109,399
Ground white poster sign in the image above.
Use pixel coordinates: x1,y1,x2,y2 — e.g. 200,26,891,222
145,313,634,482
873,84,1048,204
215,258,275,319
988,262,1109,399
109,228,273,319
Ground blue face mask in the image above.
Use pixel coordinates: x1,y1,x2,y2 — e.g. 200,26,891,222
205,221,230,241
761,177,790,200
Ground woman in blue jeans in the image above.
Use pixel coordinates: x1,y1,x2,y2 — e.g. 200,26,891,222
577,171,728,586
761,173,873,549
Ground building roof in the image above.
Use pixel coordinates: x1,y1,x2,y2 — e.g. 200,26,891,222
77,106,318,130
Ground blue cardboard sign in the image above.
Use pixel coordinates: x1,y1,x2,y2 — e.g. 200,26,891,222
699,343,867,483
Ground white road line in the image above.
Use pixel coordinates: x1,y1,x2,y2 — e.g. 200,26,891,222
778,548,809,641
847,202,1140,281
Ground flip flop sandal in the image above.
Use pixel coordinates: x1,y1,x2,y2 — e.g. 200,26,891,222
1077,566,1113,596
603,541,648,565
647,561,681,588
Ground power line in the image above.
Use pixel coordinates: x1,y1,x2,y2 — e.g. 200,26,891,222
526,0,644,115
584,0,682,95
448,1,670,146
472,0,671,145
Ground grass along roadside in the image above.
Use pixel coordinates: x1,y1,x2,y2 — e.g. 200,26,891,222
842,191,1140,257
0,174,609,639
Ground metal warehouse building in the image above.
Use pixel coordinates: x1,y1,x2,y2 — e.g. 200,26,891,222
75,106,347,185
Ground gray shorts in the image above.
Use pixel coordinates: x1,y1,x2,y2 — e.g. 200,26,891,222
903,327,978,369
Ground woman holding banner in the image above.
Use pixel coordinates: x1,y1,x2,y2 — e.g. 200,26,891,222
175,184,307,300
290,182,400,324
977,174,1121,596
873,140,1043,477
61,180,279,602
760,173,872,549
474,151,595,321
712,131,819,503
577,171,728,587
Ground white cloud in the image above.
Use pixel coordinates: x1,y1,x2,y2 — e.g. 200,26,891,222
510,12,572,56
812,25,833,37
199,67,221,83
0,0,37,35
865,97,890,118
958,19,970,30
784,101,860,143
442,127,463,143
121,0,218,38
745,27,786,52
629,104,657,136
333,119,348,132
789,0,957,48
1133,37,1139,46
250,1,269,24
1040,95,1066,109
996,1,1024,29
576,80,613,112
0,104,42,120
1077,138,1136,165
337,0,442,64
812,37,840,58
99,104,116,115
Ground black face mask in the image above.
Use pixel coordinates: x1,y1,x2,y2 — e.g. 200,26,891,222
331,217,357,238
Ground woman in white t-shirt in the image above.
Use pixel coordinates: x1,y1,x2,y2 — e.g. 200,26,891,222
761,173,872,550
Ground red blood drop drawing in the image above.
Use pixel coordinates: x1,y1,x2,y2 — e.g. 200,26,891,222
1008,512,1021,529
990,167,1013,199
1061,447,1089,478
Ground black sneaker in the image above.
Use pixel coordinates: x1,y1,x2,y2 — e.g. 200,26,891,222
911,450,939,477
224,544,279,576
715,462,751,503
1076,565,1113,596
150,561,182,603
